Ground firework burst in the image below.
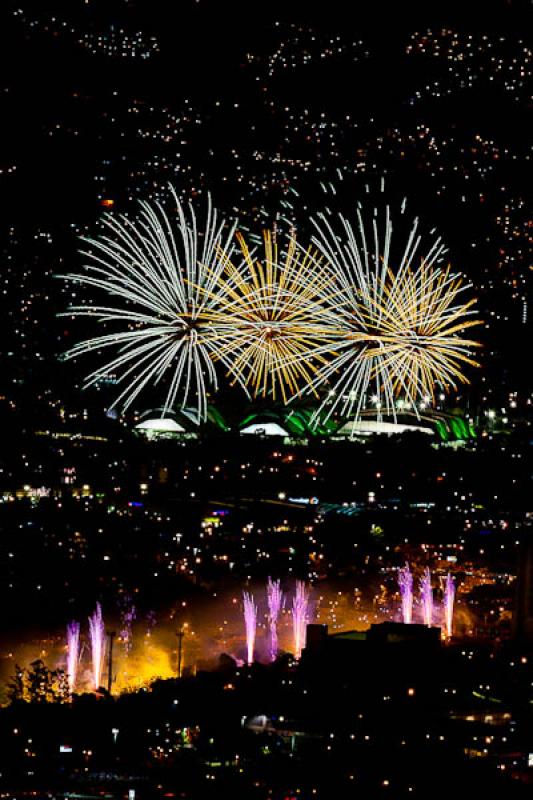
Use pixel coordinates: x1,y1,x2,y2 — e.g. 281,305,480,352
207,230,338,403
306,204,481,423
60,189,235,420
61,185,482,423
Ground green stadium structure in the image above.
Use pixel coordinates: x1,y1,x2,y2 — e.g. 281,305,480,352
134,404,476,444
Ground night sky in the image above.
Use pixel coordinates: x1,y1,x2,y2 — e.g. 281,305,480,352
1,0,531,421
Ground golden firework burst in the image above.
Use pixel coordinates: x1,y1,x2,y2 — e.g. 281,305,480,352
207,229,338,403
354,262,482,404
307,204,482,422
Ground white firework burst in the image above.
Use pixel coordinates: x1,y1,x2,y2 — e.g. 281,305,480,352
305,202,481,423
60,189,236,420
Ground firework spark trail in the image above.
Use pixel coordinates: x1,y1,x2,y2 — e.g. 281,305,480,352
88,603,105,691
305,203,481,428
60,190,236,420
292,580,310,659
119,598,136,654
444,573,455,638
243,591,257,665
420,567,433,627
145,610,157,638
66,621,80,695
267,577,284,661
398,564,413,624
206,230,339,404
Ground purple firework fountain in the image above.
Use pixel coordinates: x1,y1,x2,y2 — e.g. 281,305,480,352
443,573,455,638
88,602,105,690
398,564,413,624
292,580,310,659
420,567,433,627
267,577,283,661
66,621,80,695
242,591,257,665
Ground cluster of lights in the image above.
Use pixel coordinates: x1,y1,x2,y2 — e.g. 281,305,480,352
407,28,532,103
246,21,368,79
12,9,159,60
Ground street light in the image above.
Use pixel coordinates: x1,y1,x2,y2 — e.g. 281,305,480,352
176,626,185,678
